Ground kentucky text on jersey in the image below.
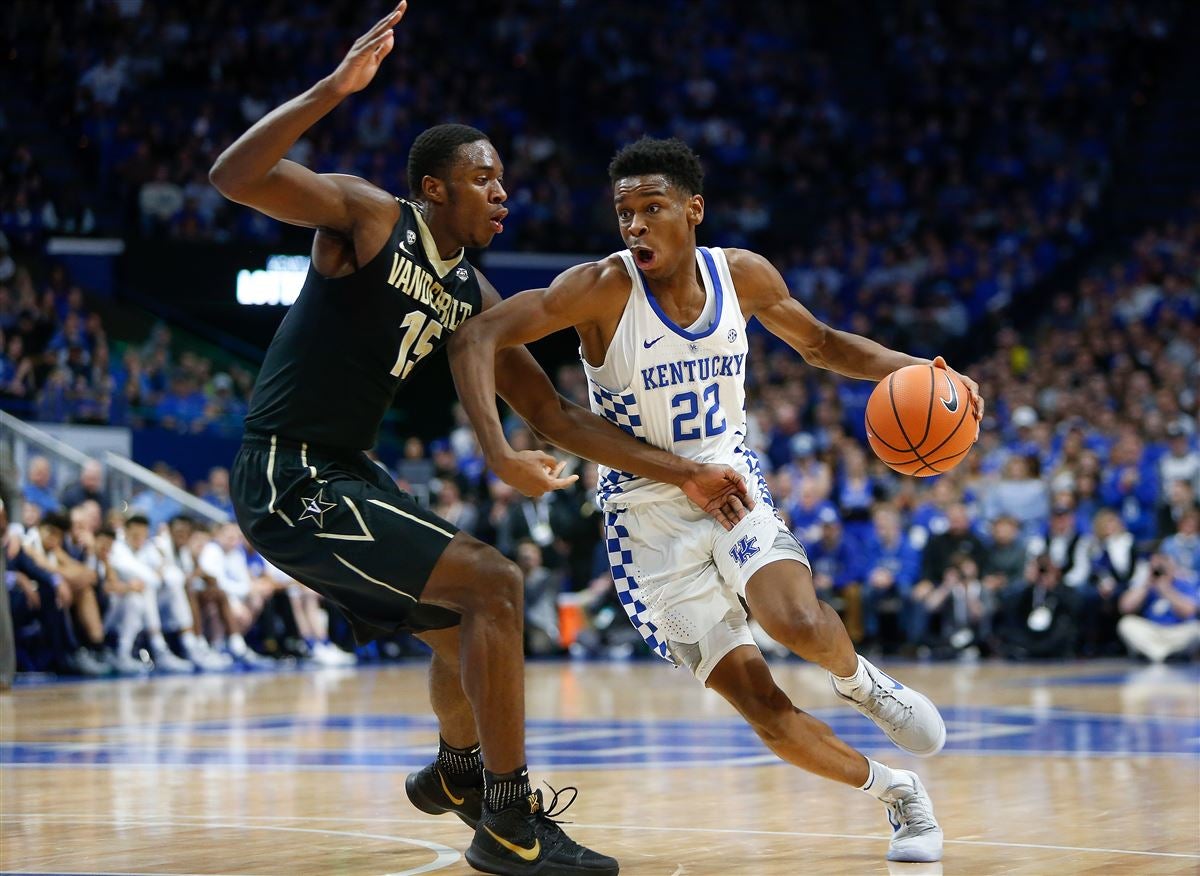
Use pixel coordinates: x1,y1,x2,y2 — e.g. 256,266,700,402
641,353,746,390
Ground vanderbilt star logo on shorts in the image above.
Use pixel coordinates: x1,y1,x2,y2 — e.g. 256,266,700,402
298,488,337,527
730,535,760,567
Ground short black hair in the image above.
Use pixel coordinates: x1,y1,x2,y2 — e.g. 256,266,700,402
125,514,150,528
169,514,195,528
40,512,69,532
407,124,490,198
608,137,704,196
97,526,116,539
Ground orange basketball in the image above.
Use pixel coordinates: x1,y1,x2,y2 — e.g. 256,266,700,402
865,364,977,476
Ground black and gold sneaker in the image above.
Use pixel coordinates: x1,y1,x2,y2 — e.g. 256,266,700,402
466,786,618,876
405,762,483,828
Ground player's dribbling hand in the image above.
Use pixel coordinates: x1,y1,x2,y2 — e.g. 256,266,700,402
327,2,407,98
496,450,580,498
682,464,754,531
932,355,985,429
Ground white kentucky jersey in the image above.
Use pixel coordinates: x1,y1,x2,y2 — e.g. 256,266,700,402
584,246,770,508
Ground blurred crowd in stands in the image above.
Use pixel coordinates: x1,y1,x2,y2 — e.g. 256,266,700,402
0,252,255,431
0,1,1180,344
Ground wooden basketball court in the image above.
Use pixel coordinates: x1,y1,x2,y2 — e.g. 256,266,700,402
2,659,1198,874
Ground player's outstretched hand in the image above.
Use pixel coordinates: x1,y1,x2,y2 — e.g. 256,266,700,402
496,450,580,498
932,355,984,428
682,464,754,531
328,2,407,98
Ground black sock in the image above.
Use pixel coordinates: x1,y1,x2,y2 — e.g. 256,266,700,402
437,737,483,786
484,766,532,812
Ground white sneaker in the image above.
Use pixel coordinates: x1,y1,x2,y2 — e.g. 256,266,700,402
879,770,943,862
832,656,946,756
152,648,196,674
311,642,357,667
112,651,149,675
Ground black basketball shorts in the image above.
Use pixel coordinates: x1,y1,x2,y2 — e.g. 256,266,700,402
231,432,461,641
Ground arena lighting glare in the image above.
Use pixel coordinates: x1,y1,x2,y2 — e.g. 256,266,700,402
235,255,310,305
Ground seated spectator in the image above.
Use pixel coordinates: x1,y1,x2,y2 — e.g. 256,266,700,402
395,437,436,504
21,456,59,516
5,501,107,675
909,556,990,658
1159,419,1199,492
981,516,1028,593
516,539,562,656
858,505,920,652
280,572,356,667
154,514,229,670
980,455,1049,538
1079,508,1140,655
200,466,234,517
106,515,194,674
1117,553,1200,663
59,459,108,513
833,444,880,549
917,503,985,591
805,509,862,638
1156,479,1199,539
24,511,108,662
1161,508,1200,576
785,477,838,547
196,522,271,665
1101,433,1159,541
999,554,1081,660
1027,492,1092,588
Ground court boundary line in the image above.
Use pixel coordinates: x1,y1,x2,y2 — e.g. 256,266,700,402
0,815,459,876
5,812,1198,862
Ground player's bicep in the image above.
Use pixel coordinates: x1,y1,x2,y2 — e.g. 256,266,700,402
736,252,829,360
218,161,365,233
462,268,597,350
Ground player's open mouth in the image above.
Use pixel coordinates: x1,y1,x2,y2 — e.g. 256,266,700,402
632,247,656,268
490,209,508,233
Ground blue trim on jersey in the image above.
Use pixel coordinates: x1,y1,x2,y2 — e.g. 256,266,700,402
637,247,725,342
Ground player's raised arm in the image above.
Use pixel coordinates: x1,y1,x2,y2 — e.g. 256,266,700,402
731,249,985,422
208,3,406,237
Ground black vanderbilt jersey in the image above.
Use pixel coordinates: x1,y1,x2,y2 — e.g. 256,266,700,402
244,198,482,450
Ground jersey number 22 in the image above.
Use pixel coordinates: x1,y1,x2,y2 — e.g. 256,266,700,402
671,382,727,441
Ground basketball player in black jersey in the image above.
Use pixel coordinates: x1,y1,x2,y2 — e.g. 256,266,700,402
210,5,750,875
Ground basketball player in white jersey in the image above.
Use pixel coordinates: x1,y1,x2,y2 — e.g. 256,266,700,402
451,138,984,863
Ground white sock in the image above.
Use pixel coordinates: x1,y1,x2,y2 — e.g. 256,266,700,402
860,759,897,799
149,632,170,655
227,633,248,656
180,631,201,657
832,655,870,701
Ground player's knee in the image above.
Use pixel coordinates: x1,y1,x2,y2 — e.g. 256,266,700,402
763,605,825,652
461,548,523,619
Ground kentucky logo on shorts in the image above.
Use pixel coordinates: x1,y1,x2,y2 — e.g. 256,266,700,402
729,535,760,567
298,488,337,528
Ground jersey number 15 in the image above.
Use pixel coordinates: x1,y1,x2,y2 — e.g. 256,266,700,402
390,311,443,380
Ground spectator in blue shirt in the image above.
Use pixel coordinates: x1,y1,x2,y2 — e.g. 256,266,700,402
1161,508,1200,577
859,505,921,651
1117,553,1200,662
805,508,861,602
1100,434,1160,541
786,477,838,547
21,456,59,516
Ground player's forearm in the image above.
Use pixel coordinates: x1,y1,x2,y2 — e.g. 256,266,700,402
808,327,925,381
536,401,700,488
447,334,513,468
209,79,345,195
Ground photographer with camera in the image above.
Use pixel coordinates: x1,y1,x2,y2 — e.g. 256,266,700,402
1117,553,1200,663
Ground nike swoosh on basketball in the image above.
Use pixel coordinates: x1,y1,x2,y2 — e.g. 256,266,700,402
939,373,960,414
437,769,465,805
484,826,541,862
643,336,664,349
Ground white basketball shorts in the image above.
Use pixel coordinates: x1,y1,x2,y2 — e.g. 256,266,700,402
603,496,810,683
